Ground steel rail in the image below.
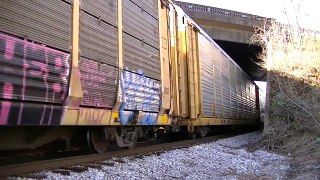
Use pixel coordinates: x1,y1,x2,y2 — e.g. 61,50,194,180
0,133,235,177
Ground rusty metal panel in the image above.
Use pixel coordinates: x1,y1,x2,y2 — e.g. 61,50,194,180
198,34,214,117
122,70,161,112
79,58,117,108
129,0,158,19
123,0,159,49
123,33,160,80
81,0,117,26
0,33,70,104
80,12,118,66
0,0,70,51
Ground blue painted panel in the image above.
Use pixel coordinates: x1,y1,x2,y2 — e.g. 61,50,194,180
139,112,158,125
122,70,161,112
118,70,161,125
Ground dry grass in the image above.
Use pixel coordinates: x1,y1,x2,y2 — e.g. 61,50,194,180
251,20,320,158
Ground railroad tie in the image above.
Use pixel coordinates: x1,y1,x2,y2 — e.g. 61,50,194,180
96,162,115,167
83,163,103,170
60,166,88,173
52,169,71,176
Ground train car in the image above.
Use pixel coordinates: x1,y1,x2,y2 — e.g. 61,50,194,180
169,5,260,137
0,0,259,153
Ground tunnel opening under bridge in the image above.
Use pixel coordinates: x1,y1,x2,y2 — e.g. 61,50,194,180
214,40,266,82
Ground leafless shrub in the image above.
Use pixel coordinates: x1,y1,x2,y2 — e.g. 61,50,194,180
251,18,320,155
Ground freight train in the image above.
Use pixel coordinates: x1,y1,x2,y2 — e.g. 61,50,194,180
0,0,259,153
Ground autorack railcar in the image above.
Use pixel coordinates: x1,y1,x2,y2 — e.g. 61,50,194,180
0,0,259,153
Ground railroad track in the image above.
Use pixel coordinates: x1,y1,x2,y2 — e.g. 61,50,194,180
0,133,236,178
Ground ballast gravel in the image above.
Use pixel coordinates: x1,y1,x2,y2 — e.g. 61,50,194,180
37,132,291,179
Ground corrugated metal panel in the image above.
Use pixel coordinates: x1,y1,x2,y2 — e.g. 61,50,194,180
2,101,64,125
123,33,160,80
123,0,159,49
0,33,69,104
198,34,214,117
81,0,117,26
129,0,158,19
80,12,118,66
241,72,247,119
212,46,222,117
79,58,117,108
196,35,258,120
0,0,70,51
235,68,243,119
122,70,161,112
229,62,237,119
221,55,230,118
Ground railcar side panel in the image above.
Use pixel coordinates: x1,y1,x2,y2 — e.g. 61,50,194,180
221,55,231,118
176,12,189,117
158,2,171,114
79,58,117,108
0,33,69,125
0,0,259,128
0,0,71,125
122,33,160,80
122,0,160,80
186,23,200,119
198,34,215,117
194,28,259,123
130,0,158,19
123,0,159,49
229,62,237,118
212,46,223,117
121,70,161,112
0,0,70,51
81,0,117,27
79,4,118,110
80,12,118,66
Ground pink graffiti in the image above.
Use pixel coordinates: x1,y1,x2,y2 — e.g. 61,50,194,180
30,61,47,76
0,33,69,102
79,108,105,125
80,59,114,108
53,83,61,93
0,33,69,124
0,83,13,124
55,57,62,70
3,82,13,99
4,39,15,60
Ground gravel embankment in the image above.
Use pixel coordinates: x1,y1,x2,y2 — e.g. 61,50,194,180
37,131,291,179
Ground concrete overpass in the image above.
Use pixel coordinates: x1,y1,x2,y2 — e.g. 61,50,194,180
174,1,269,80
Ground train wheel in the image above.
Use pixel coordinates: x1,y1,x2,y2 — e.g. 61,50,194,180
198,126,209,138
191,132,197,140
191,126,209,139
87,128,108,154
127,133,137,149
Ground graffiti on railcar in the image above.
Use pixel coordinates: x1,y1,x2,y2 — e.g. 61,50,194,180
0,33,69,125
78,108,111,125
122,70,161,112
139,112,158,125
79,59,117,108
118,70,161,125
